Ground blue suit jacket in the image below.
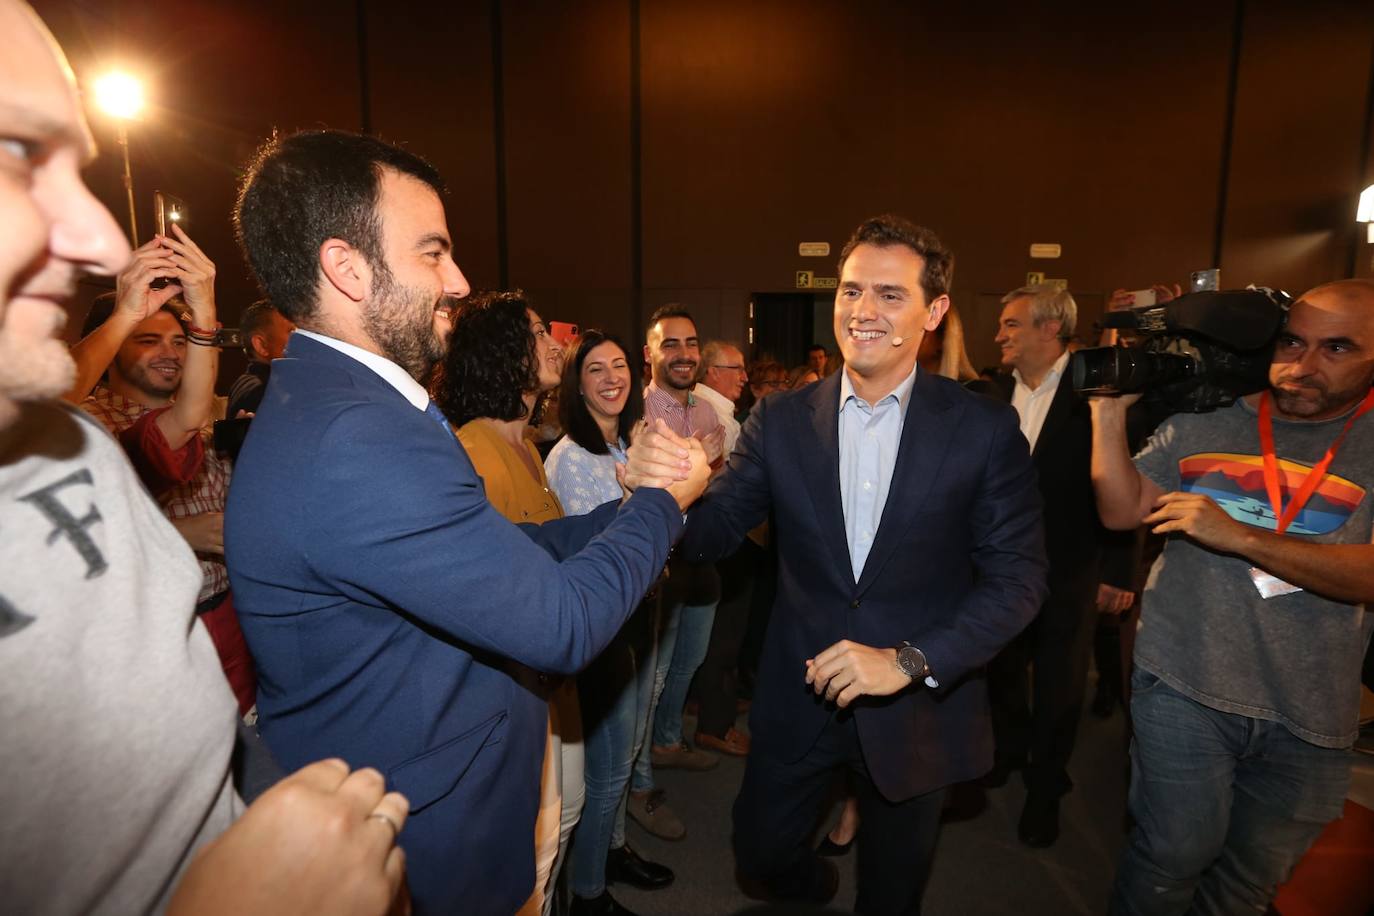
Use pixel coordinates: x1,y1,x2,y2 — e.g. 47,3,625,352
225,335,680,914
681,370,1047,800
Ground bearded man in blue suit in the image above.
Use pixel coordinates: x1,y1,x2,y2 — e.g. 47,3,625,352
226,130,708,915
681,215,1048,915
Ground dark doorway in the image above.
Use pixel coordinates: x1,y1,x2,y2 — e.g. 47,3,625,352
752,292,837,368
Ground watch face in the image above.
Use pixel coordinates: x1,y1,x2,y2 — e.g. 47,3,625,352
898,645,926,678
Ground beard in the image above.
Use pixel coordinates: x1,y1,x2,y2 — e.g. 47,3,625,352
0,300,76,406
0,331,75,404
658,359,699,391
118,358,182,401
1271,377,1368,420
362,264,446,382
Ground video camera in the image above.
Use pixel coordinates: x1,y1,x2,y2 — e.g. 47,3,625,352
1070,287,1291,413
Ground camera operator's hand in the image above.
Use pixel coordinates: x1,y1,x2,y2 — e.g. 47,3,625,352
160,224,217,325
1142,491,1246,553
1086,391,1143,410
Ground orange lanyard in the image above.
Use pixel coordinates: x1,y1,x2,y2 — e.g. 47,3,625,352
1257,388,1374,535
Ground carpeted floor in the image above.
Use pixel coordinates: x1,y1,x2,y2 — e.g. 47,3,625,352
608,693,1131,916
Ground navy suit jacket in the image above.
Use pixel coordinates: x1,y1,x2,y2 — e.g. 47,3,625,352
680,369,1047,800
225,335,681,915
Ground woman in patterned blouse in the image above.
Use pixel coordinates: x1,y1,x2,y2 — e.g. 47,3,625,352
545,331,675,915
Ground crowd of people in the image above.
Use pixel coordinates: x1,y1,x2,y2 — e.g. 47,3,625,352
2,2,1372,915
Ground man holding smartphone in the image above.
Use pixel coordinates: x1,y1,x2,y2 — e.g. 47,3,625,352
68,226,257,714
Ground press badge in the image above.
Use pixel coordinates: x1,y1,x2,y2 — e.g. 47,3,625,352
1249,567,1303,599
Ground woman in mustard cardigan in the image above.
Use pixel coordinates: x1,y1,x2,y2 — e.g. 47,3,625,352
433,291,575,916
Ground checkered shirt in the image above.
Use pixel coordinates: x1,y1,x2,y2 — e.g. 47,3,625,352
82,386,231,603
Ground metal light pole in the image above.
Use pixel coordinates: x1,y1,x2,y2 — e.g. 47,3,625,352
116,123,138,243
93,72,145,245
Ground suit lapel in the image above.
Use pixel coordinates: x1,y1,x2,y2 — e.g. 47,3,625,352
799,374,856,586
855,372,962,595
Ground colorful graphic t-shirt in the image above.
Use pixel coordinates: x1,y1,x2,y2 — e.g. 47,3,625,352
1133,397,1374,748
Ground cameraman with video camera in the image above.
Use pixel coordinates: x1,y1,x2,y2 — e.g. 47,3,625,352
1091,279,1374,915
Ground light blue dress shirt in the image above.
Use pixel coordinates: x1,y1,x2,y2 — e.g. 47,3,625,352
838,365,939,686
837,364,919,581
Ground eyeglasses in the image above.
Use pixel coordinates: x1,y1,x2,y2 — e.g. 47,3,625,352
711,364,746,372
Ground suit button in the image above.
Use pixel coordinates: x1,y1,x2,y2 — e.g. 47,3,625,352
849,599,861,609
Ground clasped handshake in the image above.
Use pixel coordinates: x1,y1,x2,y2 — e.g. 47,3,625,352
615,418,714,511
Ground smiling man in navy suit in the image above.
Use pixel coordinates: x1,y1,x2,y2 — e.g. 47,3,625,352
226,130,708,915
681,215,1047,915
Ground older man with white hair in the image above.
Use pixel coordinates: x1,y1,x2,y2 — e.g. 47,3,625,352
984,283,1135,848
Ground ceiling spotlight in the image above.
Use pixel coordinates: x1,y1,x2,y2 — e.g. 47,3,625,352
93,71,144,120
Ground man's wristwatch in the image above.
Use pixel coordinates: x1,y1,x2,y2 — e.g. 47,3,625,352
895,641,929,680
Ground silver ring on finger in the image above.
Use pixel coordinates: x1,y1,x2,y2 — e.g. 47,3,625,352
368,811,400,841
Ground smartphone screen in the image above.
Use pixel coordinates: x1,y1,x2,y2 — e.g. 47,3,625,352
153,190,188,237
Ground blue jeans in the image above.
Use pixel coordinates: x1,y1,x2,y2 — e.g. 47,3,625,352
1109,668,1351,916
652,600,718,746
568,602,654,898
627,599,677,798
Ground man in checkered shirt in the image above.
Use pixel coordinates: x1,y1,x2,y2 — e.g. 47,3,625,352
71,229,256,714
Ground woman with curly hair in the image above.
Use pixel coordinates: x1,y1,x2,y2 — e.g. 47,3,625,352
545,331,675,916
433,291,576,916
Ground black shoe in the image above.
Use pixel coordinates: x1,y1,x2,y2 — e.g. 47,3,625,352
816,834,853,857
940,780,989,824
605,844,674,890
1018,792,1060,848
807,858,840,904
979,756,1024,789
569,891,638,916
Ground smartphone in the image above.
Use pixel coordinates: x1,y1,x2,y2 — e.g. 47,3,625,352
153,190,188,237
151,191,189,290
1125,288,1157,308
1190,269,1220,293
549,321,580,348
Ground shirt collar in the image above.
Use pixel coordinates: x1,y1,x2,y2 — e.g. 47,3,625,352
1012,348,1071,394
646,381,696,410
838,362,920,415
693,383,733,410
295,329,431,411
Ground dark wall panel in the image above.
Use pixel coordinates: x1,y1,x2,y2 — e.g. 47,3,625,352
501,0,635,339
1220,0,1374,294
638,0,1237,368
364,3,501,289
